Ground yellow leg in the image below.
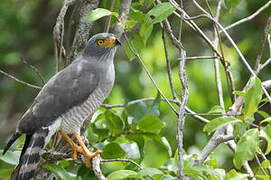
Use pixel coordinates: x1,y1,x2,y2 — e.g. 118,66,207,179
74,133,101,167
59,130,83,160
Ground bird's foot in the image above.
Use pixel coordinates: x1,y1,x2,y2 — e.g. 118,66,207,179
70,144,84,160
59,130,83,160
82,150,101,168
73,133,101,168
59,130,101,167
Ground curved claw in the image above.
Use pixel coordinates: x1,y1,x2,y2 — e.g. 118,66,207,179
74,134,101,167
59,130,101,167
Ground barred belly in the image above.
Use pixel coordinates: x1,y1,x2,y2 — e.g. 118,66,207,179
60,87,106,134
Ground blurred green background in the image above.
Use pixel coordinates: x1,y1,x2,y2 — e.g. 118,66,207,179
0,0,271,179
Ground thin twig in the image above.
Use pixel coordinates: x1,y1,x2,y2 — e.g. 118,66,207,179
185,107,210,123
255,153,268,176
223,1,271,31
256,17,271,73
104,0,116,33
177,49,188,179
166,0,224,59
191,0,271,103
53,0,75,72
260,58,271,70
263,79,271,89
258,149,271,174
124,33,178,115
102,98,210,124
194,135,234,165
167,0,236,102
185,56,219,60
162,29,177,99
101,158,142,169
161,19,184,51
113,0,132,38
0,69,41,90
93,155,107,180
22,60,45,85
211,0,226,111
101,97,180,108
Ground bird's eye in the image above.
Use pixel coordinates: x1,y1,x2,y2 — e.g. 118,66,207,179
96,39,105,46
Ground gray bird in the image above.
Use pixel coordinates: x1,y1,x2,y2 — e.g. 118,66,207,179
3,33,120,180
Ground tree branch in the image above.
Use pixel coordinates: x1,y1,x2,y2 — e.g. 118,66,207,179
194,135,234,166
177,49,188,179
67,0,99,64
53,0,76,72
0,69,42,90
223,1,271,31
113,0,132,38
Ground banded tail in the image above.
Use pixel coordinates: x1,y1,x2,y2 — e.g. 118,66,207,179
3,128,49,180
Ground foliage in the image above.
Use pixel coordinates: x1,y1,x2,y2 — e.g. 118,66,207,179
1,0,271,179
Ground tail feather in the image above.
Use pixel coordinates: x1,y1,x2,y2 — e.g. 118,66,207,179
13,128,49,180
3,132,22,155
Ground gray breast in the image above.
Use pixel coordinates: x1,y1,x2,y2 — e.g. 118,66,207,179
60,87,106,134
60,63,115,135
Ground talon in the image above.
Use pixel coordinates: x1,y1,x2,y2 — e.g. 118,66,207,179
74,134,101,167
59,130,83,160
59,130,101,167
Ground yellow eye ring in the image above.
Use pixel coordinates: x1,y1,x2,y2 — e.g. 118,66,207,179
96,39,104,46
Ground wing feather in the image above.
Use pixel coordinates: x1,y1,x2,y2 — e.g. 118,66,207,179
18,60,99,134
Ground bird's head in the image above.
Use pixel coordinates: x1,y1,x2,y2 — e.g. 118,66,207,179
83,33,121,58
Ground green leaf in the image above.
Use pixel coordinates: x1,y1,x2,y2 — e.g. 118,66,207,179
130,102,148,124
233,128,259,169
260,117,271,125
260,125,271,154
233,122,247,137
233,91,245,96
147,3,176,24
184,164,224,180
257,110,271,119
225,169,249,180
141,138,170,168
160,174,178,180
123,39,136,60
43,164,73,180
139,22,153,45
87,8,115,22
0,169,13,179
0,150,20,165
105,110,124,136
119,142,140,159
2,52,20,65
102,142,126,159
123,33,144,61
149,93,161,117
77,165,96,180
137,114,165,134
203,116,241,134
137,168,163,178
128,10,145,23
224,0,241,12
255,175,270,180
261,160,270,168
129,93,161,125
107,170,137,180
208,105,224,114
243,77,263,120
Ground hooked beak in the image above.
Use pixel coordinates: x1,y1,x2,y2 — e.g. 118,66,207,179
104,36,122,47
115,38,122,46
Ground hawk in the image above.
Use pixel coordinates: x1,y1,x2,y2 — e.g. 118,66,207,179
3,33,120,180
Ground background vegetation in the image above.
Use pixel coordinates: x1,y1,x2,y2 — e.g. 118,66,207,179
0,0,271,179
